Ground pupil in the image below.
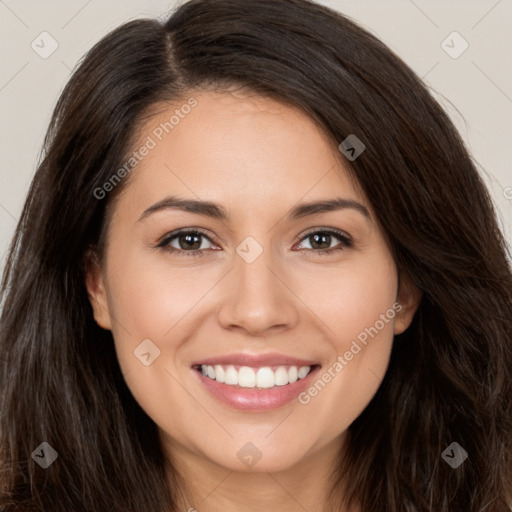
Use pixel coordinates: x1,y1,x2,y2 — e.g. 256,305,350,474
311,233,330,250
180,234,201,250
177,233,332,251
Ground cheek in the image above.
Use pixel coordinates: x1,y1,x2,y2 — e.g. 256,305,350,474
328,271,398,349
294,254,398,429
106,247,222,338
330,259,398,378
103,251,215,424
294,251,398,349
104,246,232,388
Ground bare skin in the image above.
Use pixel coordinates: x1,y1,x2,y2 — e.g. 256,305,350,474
86,88,421,512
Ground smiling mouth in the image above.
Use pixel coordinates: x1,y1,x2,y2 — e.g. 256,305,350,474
192,364,321,389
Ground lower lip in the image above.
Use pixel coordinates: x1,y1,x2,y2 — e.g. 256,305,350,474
193,366,320,411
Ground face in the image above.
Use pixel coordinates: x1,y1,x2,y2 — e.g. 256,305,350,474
86,89,420,475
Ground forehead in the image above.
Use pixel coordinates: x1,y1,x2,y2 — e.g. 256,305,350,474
115,90,367,219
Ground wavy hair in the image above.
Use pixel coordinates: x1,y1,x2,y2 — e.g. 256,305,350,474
1,0,511,510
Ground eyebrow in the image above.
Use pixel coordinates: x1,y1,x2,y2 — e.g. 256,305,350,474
137,195,371,223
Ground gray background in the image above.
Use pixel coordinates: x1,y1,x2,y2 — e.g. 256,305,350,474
1,0,511,276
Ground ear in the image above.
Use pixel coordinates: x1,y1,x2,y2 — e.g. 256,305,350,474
394,272,422,335
84,248,112,330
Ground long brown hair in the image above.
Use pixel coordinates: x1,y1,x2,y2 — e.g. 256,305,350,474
1,0,511,510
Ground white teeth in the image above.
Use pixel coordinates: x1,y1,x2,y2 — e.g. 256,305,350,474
298,366,310,379
224,366,239,385
274,366,289,386
238,366,256,387
256,367,275,388
214,365,225,383
199,364,312,388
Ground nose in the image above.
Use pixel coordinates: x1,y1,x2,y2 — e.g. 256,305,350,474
216,243,300,336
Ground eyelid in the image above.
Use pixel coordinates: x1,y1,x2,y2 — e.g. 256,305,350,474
156,226,353,255
156,227,219,248
293,226,352,247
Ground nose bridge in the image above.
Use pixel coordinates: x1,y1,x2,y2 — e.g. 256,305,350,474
233,234,284,309
235,237,277,294
216,234,299,334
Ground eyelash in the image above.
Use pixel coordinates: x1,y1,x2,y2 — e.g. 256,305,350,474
156,227,352,258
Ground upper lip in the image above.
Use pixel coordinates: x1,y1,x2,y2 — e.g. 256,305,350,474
192,352,320,368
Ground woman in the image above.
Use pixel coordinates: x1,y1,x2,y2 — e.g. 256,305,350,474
1,0,511,510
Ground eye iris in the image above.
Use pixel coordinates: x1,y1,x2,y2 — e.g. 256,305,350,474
172,232,339,251
310,233,331,250
180,233,201,250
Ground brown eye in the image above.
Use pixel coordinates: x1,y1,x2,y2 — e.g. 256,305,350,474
295,229,352,255
157,229,217,257
308,232,333,250
176,233,203,250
